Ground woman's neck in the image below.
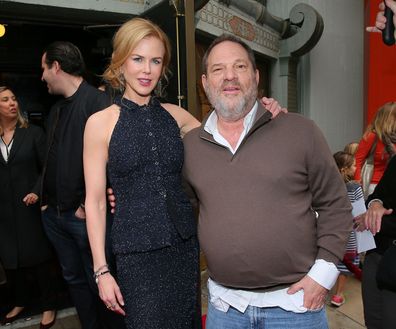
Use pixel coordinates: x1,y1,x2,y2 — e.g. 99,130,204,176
0,119,17,133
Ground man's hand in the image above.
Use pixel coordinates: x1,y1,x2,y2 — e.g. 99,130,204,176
366,0,396,37
365,200,393,234
107,188,116,214
287,275,328,310
75,206,86,220
23,192,39,206
260,97,287,118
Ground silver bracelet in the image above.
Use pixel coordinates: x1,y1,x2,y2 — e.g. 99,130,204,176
94,270,110,284
93,264,109,277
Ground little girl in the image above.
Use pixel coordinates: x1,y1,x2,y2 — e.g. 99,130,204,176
331,151,363,306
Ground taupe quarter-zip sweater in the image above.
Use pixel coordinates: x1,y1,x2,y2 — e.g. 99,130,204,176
183,103,352,289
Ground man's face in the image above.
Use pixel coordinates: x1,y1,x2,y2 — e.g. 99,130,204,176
202,41,259,121
41,53,58,95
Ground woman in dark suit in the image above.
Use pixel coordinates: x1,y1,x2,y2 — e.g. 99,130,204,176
0,86,56,328
358,153,396,329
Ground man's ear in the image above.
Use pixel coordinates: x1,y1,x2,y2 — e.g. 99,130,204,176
53,61,61,73
201,74,207,90
255,69,259,86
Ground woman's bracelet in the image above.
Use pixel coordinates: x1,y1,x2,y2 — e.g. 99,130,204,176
94,264,109,276
94,270,110,284
367,199,383,209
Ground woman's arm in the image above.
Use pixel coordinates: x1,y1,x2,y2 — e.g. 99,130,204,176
84,112,109,275
84,109,125,315
364,156,396,234
354,132,376,181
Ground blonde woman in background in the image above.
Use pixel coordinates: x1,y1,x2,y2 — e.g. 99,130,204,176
0,86,57,328
354,102,396,197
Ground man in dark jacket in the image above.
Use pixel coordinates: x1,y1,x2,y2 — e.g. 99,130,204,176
40,41,124,329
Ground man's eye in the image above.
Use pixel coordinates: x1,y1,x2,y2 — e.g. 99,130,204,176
235,64,247,71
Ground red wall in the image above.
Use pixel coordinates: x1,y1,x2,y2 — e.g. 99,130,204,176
365,0,396,128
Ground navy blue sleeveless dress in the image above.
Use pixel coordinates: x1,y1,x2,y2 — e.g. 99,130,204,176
107,96,200,329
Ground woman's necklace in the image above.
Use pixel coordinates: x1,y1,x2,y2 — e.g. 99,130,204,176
0,129,15,162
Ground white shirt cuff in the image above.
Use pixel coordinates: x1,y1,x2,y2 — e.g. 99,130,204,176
307,259,339,290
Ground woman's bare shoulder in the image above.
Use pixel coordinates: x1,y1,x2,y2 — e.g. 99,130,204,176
87,104,120,126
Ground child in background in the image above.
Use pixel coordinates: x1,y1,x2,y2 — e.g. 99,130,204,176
344,142,359,156
331,151,363,307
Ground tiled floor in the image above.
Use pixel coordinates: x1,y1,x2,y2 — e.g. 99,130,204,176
3,274,365,329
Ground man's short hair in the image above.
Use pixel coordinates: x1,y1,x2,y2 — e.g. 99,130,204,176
44,41,85,76
202,34,257,75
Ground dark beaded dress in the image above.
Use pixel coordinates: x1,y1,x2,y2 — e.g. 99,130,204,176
107,96,200,329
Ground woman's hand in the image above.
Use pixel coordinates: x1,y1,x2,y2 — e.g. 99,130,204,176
365,201,393,234
97,273,126,316
260,97,287,118
23,193,39,206
353,213,367,232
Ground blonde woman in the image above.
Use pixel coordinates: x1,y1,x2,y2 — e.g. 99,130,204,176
354,102,396,196
0,86,57,328
84,18,201,329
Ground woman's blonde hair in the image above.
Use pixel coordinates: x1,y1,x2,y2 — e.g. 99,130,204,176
102,18,171,97
0,86,28,135
364,102,396,142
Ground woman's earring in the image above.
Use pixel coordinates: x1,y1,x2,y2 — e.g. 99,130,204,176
156,79,163,97
119,73,126,91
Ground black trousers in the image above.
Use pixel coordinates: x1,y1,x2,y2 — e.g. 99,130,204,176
362,251,396,329
5,260,57,312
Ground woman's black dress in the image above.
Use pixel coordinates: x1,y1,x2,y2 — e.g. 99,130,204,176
107,96,200,329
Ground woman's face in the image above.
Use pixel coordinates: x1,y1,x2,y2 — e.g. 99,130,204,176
122,36,165,104
0,89,18,121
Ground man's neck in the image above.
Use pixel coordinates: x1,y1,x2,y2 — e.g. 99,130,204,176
217,116,245,150
62,76,83,98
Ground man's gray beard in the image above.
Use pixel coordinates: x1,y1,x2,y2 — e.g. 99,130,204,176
205,85,257,121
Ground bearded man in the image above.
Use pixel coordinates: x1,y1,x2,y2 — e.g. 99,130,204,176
182,34,352,329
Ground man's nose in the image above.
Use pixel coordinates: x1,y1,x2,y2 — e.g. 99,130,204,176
224,66,237,80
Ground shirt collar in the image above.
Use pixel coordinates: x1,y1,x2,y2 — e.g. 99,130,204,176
204,101,258,154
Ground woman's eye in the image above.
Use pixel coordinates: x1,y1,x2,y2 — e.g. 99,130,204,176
153,59,162,65
132,57,142,62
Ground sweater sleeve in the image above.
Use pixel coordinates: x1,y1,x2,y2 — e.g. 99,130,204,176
354,132,376,181
307,122,353,265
